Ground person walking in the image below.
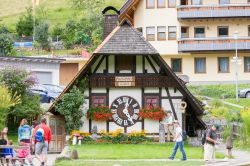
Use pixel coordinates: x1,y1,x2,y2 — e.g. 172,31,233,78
168,120,187,161
160,111,174,142
18,119,33,166
204,124,219,163
33,118,52,166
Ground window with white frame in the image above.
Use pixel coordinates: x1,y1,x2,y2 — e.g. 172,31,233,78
146,27,155,41
147,0,155,8
92,96,106,107
157,26,166,40
145,96,159,107
168,26,177,40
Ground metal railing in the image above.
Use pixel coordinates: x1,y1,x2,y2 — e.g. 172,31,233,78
177,4,250,19
178,36,250,52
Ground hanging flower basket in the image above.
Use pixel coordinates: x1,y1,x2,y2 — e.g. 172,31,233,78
139,106,166,120
87,106,112,121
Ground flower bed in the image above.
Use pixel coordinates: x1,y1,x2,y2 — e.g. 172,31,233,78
139,106,166,120
87,106,112,121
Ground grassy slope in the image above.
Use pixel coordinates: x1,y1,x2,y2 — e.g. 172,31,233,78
0,0,124,32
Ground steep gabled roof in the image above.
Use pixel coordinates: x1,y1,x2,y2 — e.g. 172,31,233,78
95,21,158,55
48,20,206,129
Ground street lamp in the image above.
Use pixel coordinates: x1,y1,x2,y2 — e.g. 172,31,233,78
233,31,239,103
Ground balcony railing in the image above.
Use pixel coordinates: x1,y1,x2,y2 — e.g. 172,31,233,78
178,37,250,52
177,4,250,19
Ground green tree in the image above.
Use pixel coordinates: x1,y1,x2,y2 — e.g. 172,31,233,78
0,85,21,130
16,7,34,36
71,0,105,11
61,20,77,49
0,33,16,56
34,21,50,51
55,86,85,133
0,67,41,131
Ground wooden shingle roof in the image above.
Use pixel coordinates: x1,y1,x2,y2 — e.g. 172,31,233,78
94,21,158,55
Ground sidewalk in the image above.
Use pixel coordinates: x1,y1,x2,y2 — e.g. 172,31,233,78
206,144,250,166
32,154,58,166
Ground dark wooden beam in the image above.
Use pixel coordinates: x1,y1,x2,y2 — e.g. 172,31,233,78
165,87,178,120
145,55,158,74
93,55,106,74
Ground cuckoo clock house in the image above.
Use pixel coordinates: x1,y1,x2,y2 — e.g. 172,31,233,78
48,16,206,151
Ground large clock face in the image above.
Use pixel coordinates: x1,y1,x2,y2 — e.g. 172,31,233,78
110,96,140,127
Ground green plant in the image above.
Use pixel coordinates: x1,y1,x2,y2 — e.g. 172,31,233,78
34,20,50,51
0,67,41,131
0,85,21,130
0,33,16,56
55,86,85,133
87,106,112,121
16,7,34,36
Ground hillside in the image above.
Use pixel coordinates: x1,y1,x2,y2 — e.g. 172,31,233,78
0,0,124,32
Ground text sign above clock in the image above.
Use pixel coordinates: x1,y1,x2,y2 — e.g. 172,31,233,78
115,76,135,87
110,96,140,127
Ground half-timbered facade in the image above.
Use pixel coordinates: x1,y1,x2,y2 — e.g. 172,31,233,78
49,19,205,139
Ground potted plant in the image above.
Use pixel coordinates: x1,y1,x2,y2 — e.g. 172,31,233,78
139,105,166,120
87,106,112,121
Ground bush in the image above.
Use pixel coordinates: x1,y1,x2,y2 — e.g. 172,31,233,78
55,86,85,133
0,33,16,56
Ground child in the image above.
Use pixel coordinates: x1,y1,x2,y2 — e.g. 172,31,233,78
4,140,15,166
0,131,7,165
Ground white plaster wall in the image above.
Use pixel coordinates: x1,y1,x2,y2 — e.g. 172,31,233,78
136,56,143,73
109,122,124,132
144,119,159,133
0,61,61,85
92,121,106,132
145,58,155,73
127,122,142,133
96,57,106,73
108,55,115,73
91,88,107,93
109,88,142,106
91,55,102,73
80,99,89,132
144,88,159,93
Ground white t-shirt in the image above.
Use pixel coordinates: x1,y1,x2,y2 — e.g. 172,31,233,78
175,126,183,142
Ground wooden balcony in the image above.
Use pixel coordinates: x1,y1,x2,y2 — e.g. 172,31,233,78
89,75,177,88
177,4,250,19
178,37,250,52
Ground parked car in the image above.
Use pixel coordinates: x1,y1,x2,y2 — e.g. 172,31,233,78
29,84,64,103
239,88,250,98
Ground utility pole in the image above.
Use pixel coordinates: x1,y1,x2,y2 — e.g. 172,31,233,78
234,31,239,103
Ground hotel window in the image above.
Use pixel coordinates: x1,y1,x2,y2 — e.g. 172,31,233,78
219,0,230,4
218,57,229,73
218,26,229,37
145,96,159,107
147,0,155,8
168,26,177,40
244,57,250,72
194,27,205,38
168,0,176,8
195,58,206,73
157,26,166,40
171,58,182,73
181,27,189,38
248,26,250,36
146,27,155,41
192,0,202,5
158,0,165,8
92,96,106,107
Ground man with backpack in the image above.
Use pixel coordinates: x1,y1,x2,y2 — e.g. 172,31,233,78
168,120,187,161
33,118,52,166
204,124,219,163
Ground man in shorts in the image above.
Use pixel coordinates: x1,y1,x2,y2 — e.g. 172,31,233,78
33,118,52,166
